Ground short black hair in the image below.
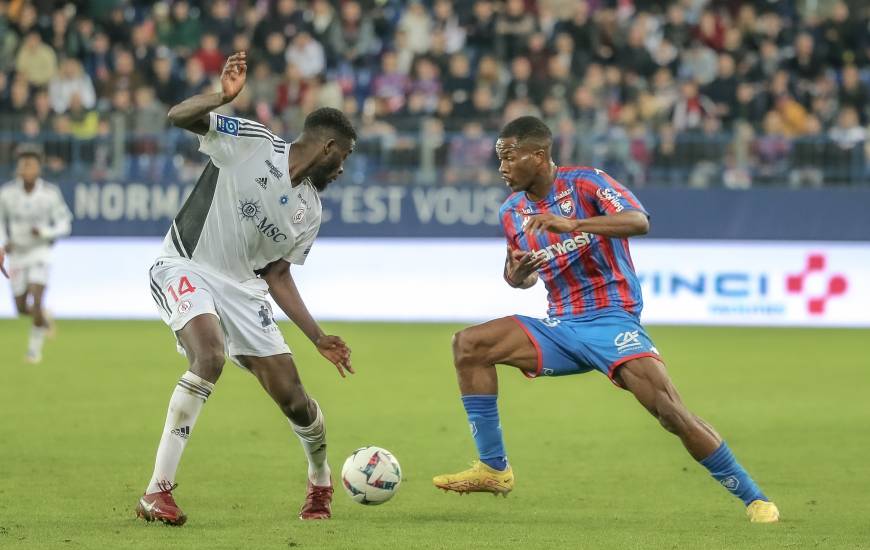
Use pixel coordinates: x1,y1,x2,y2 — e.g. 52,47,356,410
15,143,44,162
499,116,552,147
303,107,357,143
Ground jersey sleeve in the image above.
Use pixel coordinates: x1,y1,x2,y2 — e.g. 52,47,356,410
499,202,521,250
40,185,73,240
197,112,276,168
576,169,648,217
283,219,321,266
0,189,8,246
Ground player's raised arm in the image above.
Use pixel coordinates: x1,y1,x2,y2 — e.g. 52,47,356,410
167,51,247,135
0,198,8,278
260,260,354,378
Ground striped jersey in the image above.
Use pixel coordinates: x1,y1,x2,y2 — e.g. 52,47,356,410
158,112,321,283
499,166,647,319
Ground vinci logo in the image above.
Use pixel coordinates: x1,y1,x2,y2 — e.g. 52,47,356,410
786,254,848,315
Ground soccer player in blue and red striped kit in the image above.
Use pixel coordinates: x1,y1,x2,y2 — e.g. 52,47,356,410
433,116,779,523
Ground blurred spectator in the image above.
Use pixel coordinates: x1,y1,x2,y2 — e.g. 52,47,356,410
466,0,497,58
160,1,202,55
248,61,281,111
203,0,239,47
495,0,537,61
194,33,225,76
432,0,466,54
151,53,183,107
100,49,146,100
254,0,306,51
672,80,715,131
397,1,432,55
67,93,100,140
372,51,411,114
287,31,326,78
15,32,58,87
49,58,97,114
328,1,376,68
838,65,868,123
506,57,545,105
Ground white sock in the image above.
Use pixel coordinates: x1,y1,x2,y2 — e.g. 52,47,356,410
291,400,331,486
28,325,46,357
145,371,214,494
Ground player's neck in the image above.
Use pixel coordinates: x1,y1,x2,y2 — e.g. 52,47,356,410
525,163,558,202
22,179,38,193
286,141,315,187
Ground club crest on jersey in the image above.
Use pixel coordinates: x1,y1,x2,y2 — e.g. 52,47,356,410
238,199,262,221
215,114,239,135
293,208,305,224
559,199,575,217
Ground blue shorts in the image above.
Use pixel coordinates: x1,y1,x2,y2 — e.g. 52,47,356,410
511,309,661,386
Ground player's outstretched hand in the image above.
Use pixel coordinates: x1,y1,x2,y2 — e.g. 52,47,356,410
525,213,578,235
0,247,7,279
220,51,247,103
316,334,354,378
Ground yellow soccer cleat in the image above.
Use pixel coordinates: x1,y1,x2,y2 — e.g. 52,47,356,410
746,500,780,523
433,461,514,497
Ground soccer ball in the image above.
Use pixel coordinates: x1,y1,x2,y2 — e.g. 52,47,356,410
340,446,402,505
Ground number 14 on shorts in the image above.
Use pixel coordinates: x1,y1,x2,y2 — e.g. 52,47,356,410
166,276,197,302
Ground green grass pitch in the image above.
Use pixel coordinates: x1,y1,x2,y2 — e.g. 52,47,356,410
1,319,868,549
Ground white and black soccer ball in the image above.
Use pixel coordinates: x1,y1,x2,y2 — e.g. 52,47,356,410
341,446,402,505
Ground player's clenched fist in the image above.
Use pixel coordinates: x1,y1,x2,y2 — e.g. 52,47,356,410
220,51,247,103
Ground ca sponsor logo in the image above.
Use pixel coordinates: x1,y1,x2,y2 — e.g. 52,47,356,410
541,317,561,328
614,330,642,353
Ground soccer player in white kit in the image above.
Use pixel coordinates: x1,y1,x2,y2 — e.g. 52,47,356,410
0,145,72,363
136,52,356,524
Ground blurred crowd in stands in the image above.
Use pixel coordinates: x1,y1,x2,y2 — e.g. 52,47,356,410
1,0,868,186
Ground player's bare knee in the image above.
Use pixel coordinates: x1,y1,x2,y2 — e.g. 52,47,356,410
190,351,225,382
452,329,484,369
655,397,691,435
279,392,312,424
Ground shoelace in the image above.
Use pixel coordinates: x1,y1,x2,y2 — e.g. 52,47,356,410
156,481,179,494
308,485,332,504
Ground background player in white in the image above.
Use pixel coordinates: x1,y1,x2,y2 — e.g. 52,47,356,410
136,51,356,524
0,145,72,363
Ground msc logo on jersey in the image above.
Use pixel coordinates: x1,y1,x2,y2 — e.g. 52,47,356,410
559,199,575,217
614,330,642,353
256,217,288,242
215,114,239,136
238,199,288,242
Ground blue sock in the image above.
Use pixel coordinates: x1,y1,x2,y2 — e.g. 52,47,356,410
700,442,767,505
461,395,508,471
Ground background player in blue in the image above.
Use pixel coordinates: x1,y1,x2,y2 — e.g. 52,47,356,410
433,116,780,523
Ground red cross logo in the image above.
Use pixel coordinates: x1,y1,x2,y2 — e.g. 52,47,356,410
785,254,848,315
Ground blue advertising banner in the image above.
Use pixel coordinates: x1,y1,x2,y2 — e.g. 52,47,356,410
60,181,870,241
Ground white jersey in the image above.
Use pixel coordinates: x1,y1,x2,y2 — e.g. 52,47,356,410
158,112,322,283
0,177,72,264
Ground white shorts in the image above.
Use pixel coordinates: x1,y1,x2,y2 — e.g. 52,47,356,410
149,259,291,366
8,260,49,297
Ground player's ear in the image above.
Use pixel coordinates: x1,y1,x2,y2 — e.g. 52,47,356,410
323,138,336,156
